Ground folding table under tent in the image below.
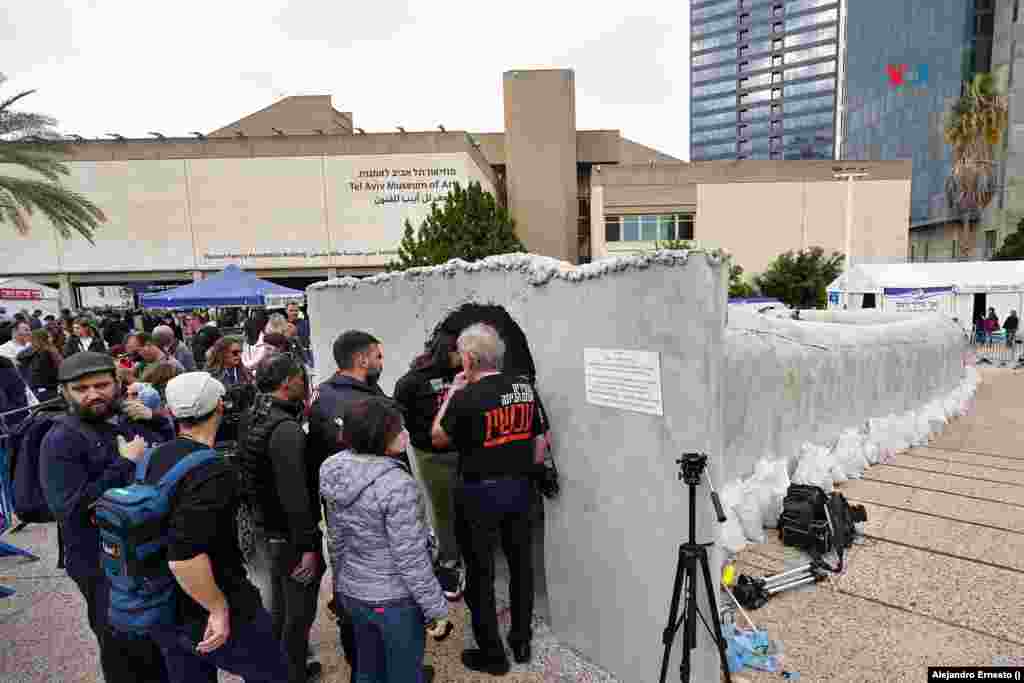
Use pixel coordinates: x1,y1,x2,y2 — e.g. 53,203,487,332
139,264,305,309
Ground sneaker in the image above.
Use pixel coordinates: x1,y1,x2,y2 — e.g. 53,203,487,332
437,561,465,601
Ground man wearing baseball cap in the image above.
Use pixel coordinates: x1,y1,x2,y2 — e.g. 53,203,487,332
144,372,288,683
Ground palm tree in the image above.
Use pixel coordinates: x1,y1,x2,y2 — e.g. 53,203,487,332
0,74,105,243
944,72,1009,258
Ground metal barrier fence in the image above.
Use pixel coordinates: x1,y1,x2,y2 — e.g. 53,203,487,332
970,325,1023,366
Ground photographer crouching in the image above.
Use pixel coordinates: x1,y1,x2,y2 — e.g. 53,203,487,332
430,323,547,675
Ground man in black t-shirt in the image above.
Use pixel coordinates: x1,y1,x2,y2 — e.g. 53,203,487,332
394,331,466,601
144,372,288,683
431,323,546,676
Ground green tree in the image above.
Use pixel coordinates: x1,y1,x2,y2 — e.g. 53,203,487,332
754,247,844,309
729,264,758,299
389,181,524,270
991,218,1024,260
0,75,105,243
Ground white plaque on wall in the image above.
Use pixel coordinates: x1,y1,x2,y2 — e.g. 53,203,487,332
584,348,664,416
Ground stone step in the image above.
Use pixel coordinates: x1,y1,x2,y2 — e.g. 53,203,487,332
862,465,1024,508
888,453,1024,486
839,479,1024,534
728,560,1018,683
860,502,1024,574
909,447,1024,472
835,538,1024,646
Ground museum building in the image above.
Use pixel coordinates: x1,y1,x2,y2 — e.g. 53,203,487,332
1,68,912,308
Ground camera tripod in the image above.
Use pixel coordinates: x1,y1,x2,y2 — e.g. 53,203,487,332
658,453,733,683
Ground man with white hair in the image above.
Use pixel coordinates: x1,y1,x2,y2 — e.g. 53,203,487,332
153,325,197,372
0,320,31,363
430,323,547,675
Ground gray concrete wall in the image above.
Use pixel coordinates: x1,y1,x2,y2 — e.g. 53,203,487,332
721,308,965,483
308,252,729,683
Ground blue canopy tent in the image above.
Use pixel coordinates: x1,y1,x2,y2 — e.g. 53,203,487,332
140,265,305,309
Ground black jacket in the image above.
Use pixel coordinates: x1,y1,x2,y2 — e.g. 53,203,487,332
307,374,387,489
63,336,106,358
238,396,321,551
16,347,60,400
0,356,28,416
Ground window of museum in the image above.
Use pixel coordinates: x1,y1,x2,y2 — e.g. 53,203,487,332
772,55,783,67
772,22,784,33
604,214,696,243
772,38,783,51
773,5,783,17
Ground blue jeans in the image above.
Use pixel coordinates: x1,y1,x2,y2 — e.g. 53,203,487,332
150,608,289,683
340,595,427,683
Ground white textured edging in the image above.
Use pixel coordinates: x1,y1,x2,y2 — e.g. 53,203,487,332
717,366,982,554
307,250,729,290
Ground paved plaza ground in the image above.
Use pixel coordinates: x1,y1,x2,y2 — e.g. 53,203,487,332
2,367,1022,682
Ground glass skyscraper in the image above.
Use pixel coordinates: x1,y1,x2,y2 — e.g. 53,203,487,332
842,1,977,226
690,0,841,162
690,0,993,234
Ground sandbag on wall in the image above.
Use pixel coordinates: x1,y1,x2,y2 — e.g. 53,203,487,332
719,366,980,551
720,308,965,485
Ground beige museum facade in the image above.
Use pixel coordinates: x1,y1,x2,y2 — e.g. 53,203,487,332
2,69,912,307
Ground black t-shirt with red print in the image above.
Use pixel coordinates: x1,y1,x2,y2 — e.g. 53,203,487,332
440,373,544,479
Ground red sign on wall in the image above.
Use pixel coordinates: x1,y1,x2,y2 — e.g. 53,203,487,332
0,288,42,300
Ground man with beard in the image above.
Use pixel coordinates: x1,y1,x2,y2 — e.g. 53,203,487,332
40,352,170,683
307,330,386,679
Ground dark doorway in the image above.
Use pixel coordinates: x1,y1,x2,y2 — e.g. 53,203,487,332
862,293,876,309
973,293,987,329
429,303,536,380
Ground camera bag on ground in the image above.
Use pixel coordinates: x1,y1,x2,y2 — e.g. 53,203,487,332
777,483,867,560
778,484,831,556
94,447,220,634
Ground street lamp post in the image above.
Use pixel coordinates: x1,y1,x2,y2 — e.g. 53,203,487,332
833,166,870,309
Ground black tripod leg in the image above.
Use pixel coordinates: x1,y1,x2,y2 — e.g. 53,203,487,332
680,551,697,682
699,549,733,683
659,546,687,683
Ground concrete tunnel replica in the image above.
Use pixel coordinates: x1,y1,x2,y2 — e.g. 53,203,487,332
307,251,978,682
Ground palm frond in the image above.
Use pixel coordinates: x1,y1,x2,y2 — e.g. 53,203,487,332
0,175,103,243
0,142,70,182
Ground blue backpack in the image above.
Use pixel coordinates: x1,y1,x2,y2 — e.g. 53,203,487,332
94,448,220,634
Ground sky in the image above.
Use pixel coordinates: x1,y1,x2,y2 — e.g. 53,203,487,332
2,1,692,160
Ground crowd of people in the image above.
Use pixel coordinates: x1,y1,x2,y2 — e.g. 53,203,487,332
973,307,1019,347
4,299,553,683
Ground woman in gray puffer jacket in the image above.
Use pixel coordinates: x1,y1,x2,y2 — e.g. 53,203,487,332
320,397,449,683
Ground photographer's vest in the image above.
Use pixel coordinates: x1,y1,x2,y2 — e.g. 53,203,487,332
237,394,302,535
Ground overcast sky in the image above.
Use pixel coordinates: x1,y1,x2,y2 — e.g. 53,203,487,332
2,1,692,159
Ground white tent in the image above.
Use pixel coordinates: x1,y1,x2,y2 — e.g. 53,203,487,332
0,278,61,318
826,261,1024,324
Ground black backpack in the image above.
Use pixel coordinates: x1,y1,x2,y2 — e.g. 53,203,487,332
10,408,100,523
778,484,867,559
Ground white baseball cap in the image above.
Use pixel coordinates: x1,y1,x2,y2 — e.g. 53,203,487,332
165,372,226,419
